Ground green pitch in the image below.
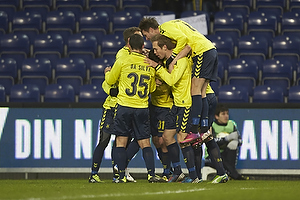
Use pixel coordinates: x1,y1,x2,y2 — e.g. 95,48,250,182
0,179,299,200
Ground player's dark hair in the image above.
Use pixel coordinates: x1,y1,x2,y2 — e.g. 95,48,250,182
148,49,162,63
215,104,229,116
129,34,144,51
123,27,141,43
150,34,176,50
139,17,159,32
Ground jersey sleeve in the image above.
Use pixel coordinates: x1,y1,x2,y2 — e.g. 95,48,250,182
160,22,189,55
155,58,187,86
102,81,111,95
105,59,122,86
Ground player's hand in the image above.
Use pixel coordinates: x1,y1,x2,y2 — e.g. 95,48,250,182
144,57,158,68
155,79,163,87
142,48,150,57
104,66,111,74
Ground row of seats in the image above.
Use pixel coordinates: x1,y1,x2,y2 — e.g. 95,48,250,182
0,83,107,103
2,83,300,103
0,57,114,95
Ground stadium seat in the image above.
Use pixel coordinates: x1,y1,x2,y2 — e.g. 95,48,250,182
54,58,86,95
247,11,278,37
44,83,75,102
221,0,252,9
0,85,5,102
0,0,20,10
0,33,30,59
0,5,15,22
248,31,274,48
290,0,300,11
79,10,110,35
20,58,52,95
206,34,235,59
89,4,115,23
261,58,293,96
67,33,99,62
227,58,258,96
146,10,176,17
88,0,119,12
295,62,300,85
9,84,40,102
0,57,17,95
281,11,300,35
12,11,43,37
112,10,142,33
101,33,125,57
33,33,65,62
238,35,269,61
213,11,245,37
253,85,284,103
288,85,300,102
218,85,249,103
0,11,8,34
122,0,151,16
255,0,286,13
55,0,86,10
89,57,114,84
223,5,249,21
46,10,76,40
23,6,49,22
271,35,300,62
78,84,107,102
22,0,52,10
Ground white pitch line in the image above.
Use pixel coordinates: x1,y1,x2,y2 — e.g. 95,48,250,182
16,188,210,200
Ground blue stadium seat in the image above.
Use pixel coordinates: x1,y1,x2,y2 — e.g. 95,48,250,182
247,11,278,37
261,58,293,96
218,85,249,103
281,11,300,35
238,35,269,61
44,83,75,102
33,33,65,62
46,10,76,40
253,85,284,103
122,0,151,16
248,31,274,48
89,5,115,23
0,0,20,10
0,57,17,95
22,0,52,10
288,85,300,102
271,35,300,61
290,0,300,11
55,0,86,9
9,84,40,102
227,58,258,96
213,11,245,37
12,11,43,37
0,11,8,34
20,58,52,95
89,57,114,84
23,6,49,22
256,0,286,14
78,84,107,102
0,33,30,59
112,10,142,33
206,34,235,59
101,33,125,57
54,58,86,95
223,6,249,21
222,0,253,9
0,5,15,22
79,10,110,35
67,33,99,64
295,61,300,85
89,0,119,12
0,85,5,102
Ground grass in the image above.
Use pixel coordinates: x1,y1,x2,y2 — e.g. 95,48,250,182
0,179,299,200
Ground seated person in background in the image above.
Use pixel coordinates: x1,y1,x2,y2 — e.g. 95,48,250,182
206,104,249,180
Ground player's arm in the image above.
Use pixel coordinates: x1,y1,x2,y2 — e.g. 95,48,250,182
105,60,121,86
155,59,187,86
168,45,191,73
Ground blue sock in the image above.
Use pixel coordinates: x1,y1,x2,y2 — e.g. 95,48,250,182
126,139,140,167
181,146,197,180
167,142,182,175
114,147,127,179
206,139,226,175
91,144,105,175
142,147,155,176
200,97,209,133
191,95,202,133
193,146,203,179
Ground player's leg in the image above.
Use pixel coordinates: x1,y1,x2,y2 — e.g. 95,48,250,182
89,108,112,183
124,138,139,182
114,136,129,182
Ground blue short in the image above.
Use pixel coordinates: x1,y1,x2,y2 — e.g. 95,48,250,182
113,104,151,140
165,105,192,133
149,104,170,137
99,108,115,134
192,48,218,82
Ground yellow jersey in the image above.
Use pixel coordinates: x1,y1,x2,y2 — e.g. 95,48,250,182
105,51,156,108
155,57,192,107
102,46,130,109
150,78,173,108
206,83,215,94
159,20,215,58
